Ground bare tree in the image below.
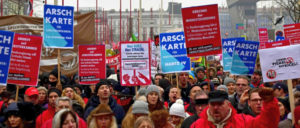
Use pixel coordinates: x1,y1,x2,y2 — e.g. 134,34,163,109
274,0,300,23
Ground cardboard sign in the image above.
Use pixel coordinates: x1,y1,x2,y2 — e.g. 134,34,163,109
78,45,106,84
222,37,245,72
258,28,268,49
231,40,259,75
43,5,74,48
120,41,151,86
284,23,300,45
265,40,290,49
0,30,14,86
181,4,222,57
160,32,190,73
151,41,161,77
259,45,300,82
7,34,42,86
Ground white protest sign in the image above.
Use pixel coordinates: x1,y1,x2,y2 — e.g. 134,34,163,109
259,44,300,82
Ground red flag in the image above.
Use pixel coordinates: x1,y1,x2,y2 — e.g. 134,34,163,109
28,0,33,16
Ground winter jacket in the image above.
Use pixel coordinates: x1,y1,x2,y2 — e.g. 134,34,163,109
184,104,194,116
190,98,280,128
84,96,125,126
180,113,199,128
36,105,56,128
41,115,87,128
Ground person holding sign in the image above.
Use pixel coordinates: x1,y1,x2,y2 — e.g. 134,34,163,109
191,88,280,128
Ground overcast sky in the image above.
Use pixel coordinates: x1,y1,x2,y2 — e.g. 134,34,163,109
42,0,227,11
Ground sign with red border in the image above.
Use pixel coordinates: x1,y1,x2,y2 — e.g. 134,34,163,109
284,23,300,45
120,41,151,86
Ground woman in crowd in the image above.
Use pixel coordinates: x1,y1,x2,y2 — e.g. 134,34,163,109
278,98,290,121
134,116,154,128
52,109,78,128
37,86,48,108
4,102,24,128
150,109,173,128
145,85,165,113
87,104,118,128
169,99,186,128
62,86,86,109
122,99,149,128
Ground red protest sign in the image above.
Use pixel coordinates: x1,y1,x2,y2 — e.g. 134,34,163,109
106,54,120,73
7,34,42,86
258,28,269,49
284,23,300,45
181,4,222,57
78,45,106,84
120,41,151,86
265,40,290,49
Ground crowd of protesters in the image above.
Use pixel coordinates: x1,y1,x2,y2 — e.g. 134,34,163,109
0,61,300,128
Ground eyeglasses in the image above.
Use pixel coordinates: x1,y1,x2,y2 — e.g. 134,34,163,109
236,83,248,87
250,99,262,103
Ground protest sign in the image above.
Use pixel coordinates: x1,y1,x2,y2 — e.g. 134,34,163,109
258,28,268,49
284,23,300,45
78,45,106,84
265,40,290,49
151,41,161,77
43,5,74,48
7,34,42,86
160,31,190,73
0,30,14,86
259,45,300,82
231,40,259,75
120,41,151,86
181,4,222,57
106,54,120,74
222,37,245,72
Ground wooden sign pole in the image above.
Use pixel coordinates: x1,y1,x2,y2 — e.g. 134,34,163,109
287,79,295,124
205,56,211,91
57,49,62,91
15,85,19,101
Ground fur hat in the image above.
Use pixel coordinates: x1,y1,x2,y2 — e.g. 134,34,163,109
169,99,185,118
132,100,149,114
92,104,114,117
145,85,160,96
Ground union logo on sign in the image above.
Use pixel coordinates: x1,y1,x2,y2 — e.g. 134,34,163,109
266,69,276,79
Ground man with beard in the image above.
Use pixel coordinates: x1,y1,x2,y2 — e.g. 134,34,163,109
251,70,263,87
191,88,280,128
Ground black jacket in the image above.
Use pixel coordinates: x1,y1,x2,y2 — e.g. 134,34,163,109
181,114,199,128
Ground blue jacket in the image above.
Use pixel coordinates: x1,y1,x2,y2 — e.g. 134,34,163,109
84,96,125,126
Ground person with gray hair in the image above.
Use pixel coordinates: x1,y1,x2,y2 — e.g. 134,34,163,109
52,109,78,128
41,97,87,128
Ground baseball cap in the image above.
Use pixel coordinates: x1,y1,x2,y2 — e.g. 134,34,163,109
273,82,288,93
25,87,39,96
208,90,228,103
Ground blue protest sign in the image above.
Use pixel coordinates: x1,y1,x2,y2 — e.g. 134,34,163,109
43,5,74,48
231,40,259,75
0,30,14,86
222,37,245,71
160,31,190,73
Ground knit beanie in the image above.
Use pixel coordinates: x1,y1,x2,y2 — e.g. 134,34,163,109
195,67,205,74
132,100,149,114
145,85,160,96
224,77,235,85
169,99,185,118
217,85,228,93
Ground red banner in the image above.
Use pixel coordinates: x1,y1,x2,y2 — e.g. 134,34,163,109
120,41,151,86
258,28,268,49
284,23,300,45
181,4,222,57
106,54,120,73
7,34,42,86
265,40,290,49
78,45,106,84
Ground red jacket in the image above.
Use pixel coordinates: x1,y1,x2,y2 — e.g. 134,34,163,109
41,116,87,128
36,105,56,128
191,98,280,128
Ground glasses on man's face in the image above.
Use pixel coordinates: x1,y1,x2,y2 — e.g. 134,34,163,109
236,83,247,87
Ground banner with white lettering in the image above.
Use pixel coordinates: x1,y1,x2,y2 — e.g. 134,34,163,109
258,28,268,49
181,4,222,57
259,45,300,82
160,31,190,73
43,5,74,48
120,41,151,86
79,45,106,84
284,23,300,45
231,40,259,75
222,37,245,72
0,30,14,86
7,33,42,86
265,40,290,49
